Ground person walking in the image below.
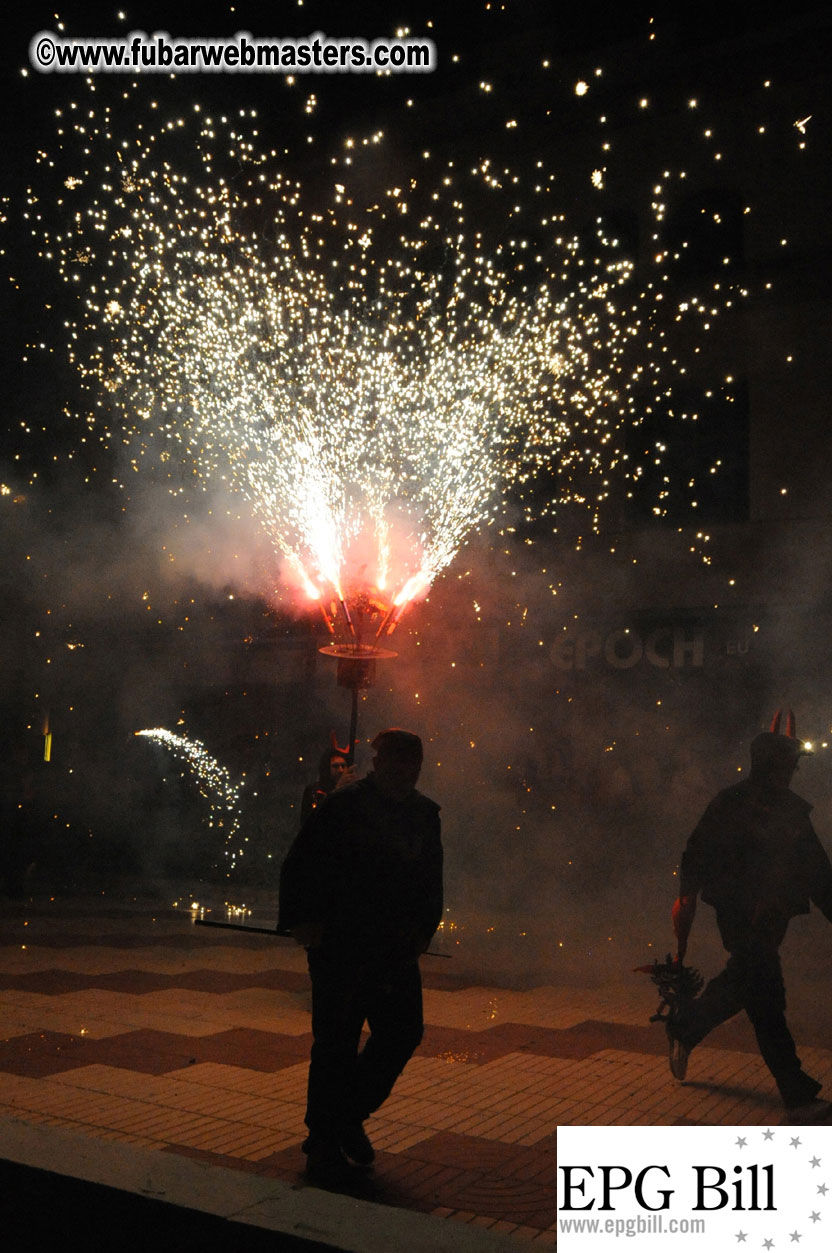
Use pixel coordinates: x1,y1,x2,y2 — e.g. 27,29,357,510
279,728,443,1182
669,712,832,1113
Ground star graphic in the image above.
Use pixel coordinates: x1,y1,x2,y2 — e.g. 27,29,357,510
763,1129,775,1141
735,1232,747,1243
810,1156,821,1168
736,1135,747,1148
810,1211,821,1223
763,1242,774,1251
789,1232,802,1243
790,1137,802,1149
819,1184,829,1196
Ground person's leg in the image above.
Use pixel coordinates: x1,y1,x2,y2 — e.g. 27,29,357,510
739,939,819,1106
349,962,424,1123
675,936,820,1105
666,951,746,1080
304,951,366,1146
674,911,770,1050
678,955,746,1046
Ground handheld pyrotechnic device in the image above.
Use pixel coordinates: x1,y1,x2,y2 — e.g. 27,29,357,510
317,587,400,762
635,955,704,1028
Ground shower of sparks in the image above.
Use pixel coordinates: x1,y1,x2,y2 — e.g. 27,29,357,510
25,75,741,612
135,728,246,873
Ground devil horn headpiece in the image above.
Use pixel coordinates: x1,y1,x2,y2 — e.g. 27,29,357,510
769,708,796,738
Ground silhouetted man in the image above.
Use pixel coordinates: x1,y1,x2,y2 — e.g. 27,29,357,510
279,728,442,1182
669,718,832,1111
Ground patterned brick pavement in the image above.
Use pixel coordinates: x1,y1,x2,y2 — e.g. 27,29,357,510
1,892,830,1245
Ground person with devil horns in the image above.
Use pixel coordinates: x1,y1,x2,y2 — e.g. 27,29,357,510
668,710,832,1111
299,743,355,826
278,728,443,1184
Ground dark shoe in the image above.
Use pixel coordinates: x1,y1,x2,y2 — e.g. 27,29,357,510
341,1122,375,1166
667,1027,691,1081
779,1072,823,1109
303,1137,353,1187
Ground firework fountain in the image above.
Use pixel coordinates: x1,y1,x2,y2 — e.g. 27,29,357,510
27,78,730,605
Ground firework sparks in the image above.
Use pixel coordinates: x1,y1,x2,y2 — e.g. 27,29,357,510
24,73,737,618
135,728,246,873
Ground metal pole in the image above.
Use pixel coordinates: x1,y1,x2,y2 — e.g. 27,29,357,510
195,918,292,936
194,916,450,955
348,685,359,764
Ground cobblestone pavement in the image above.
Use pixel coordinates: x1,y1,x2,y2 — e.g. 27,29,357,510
1,890,831,1246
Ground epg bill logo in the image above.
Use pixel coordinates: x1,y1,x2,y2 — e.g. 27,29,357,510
558,1126,829,1250
560,1161,775,1211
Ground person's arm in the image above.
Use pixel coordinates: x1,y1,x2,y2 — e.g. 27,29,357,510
299,783,315,827
671,892,697,962
424,814,444,944
672,807,712,961
412,811,443,955
278,800,339,944
806,825,832,924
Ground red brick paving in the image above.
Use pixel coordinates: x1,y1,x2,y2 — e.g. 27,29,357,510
2,892,831,1247
0,1027,312,1077
0,997,766,1077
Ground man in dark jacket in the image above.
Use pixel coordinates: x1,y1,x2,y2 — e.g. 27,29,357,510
279,728,443,1181
669,725,832,1109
